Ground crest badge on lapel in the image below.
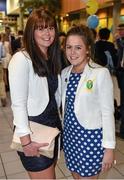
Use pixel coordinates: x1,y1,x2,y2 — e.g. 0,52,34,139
86,80,93,89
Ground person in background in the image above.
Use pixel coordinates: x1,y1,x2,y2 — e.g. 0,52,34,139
0,33,6,107
115,23,124,139
5,26,15,55
90,28,97,42
8,7,62,179
95,28,118,72
61,25,116,179
59,32,66,50
2,33,12,92
0,34,5,61
95,28,119,125
13,30,24,54
59,32,69,69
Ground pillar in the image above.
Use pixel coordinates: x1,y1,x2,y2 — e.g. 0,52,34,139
113,0,121,35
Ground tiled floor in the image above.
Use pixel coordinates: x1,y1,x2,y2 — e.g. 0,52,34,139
0,80,124,179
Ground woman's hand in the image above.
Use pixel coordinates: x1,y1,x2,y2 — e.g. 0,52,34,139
23,142,49,157
101,149,115,172
20,134,49,157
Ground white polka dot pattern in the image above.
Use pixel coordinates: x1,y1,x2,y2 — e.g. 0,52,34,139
63,72,104,177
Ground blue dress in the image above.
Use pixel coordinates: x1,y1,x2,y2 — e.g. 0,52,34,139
63,72,104,177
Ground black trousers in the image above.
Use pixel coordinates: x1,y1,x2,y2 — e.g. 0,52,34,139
116,68,124,137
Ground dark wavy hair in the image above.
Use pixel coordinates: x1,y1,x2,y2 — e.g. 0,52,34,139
98,28,110,40
23,7,61,76
65,24,95,61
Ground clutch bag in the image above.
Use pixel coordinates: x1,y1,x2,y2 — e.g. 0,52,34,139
10,121,60,158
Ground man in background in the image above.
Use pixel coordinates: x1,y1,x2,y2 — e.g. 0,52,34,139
5,26,15,55
116,23,124,139
13,30,23,54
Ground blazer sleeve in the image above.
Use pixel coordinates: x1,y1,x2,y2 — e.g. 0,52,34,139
97,68,116,149
8,52,32,137
55,74,61,108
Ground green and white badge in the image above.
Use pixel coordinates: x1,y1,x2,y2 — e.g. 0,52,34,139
86,80,93,89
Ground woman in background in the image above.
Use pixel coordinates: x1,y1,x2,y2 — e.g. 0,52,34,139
0,33,6,106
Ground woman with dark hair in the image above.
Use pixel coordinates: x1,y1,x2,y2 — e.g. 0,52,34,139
61,25,116,179
8,7,62,179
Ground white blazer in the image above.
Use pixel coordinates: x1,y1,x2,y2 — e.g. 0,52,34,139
61,61,116,149
8,51,61,137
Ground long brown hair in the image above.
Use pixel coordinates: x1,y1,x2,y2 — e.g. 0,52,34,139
23,7,61,76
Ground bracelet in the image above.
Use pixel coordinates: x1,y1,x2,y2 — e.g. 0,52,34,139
22,141,31,147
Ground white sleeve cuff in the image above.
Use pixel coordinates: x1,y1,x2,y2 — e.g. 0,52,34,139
102,141,116,149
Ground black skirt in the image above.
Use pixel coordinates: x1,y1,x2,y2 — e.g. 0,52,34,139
17,133,59,172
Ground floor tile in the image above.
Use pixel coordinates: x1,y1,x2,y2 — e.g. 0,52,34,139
116,138,124,153
99,167,124,179
0,176,6,179
3,160,25,175
58,151,65,164
7,171,29,179
115,150,124,165
0,159,5,177
55,165,65,179
66,176,73,179
115,163,124,176
58,162,71,177
0,142,12,153
1,151,19,163
0,134,13,144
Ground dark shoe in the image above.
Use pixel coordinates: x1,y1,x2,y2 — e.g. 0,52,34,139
5,85,10,92
116,132,124,140
119,134,124,139
1,98,6,107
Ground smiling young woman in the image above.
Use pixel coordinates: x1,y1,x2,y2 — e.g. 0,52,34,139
61,25,116,180
8,7,62,179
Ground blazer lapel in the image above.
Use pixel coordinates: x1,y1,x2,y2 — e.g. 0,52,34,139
62,65,73,111
76,63,92,94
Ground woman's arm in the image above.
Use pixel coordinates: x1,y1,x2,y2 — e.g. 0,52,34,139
97,68,116,170
8,52,31,137
97,68,116,149
9,52,49,156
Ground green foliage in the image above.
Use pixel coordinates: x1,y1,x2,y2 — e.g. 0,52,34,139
23,0,61,15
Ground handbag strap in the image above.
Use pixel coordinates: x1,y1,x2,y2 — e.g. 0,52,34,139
57,135,61,159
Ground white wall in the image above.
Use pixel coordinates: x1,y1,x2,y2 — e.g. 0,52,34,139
6,0,19,14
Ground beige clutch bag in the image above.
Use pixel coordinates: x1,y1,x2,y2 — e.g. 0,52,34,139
10,121,60,158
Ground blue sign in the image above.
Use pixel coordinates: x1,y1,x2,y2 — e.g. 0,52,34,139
0,0,6,12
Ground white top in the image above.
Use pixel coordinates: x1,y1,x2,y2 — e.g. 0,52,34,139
8,51,61,137
4,41,10,54
61,61,116,149
0,42,5,61
2,41,11,69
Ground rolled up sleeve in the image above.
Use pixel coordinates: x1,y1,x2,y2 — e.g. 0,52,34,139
8,52,32,137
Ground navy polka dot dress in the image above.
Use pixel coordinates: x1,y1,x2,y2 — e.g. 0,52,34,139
63,72,104,177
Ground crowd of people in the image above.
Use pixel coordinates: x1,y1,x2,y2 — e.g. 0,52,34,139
0,26,24,107
0,6,124,179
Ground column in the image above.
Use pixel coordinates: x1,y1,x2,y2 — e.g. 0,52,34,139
19,0,24,30
113,0,121,35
